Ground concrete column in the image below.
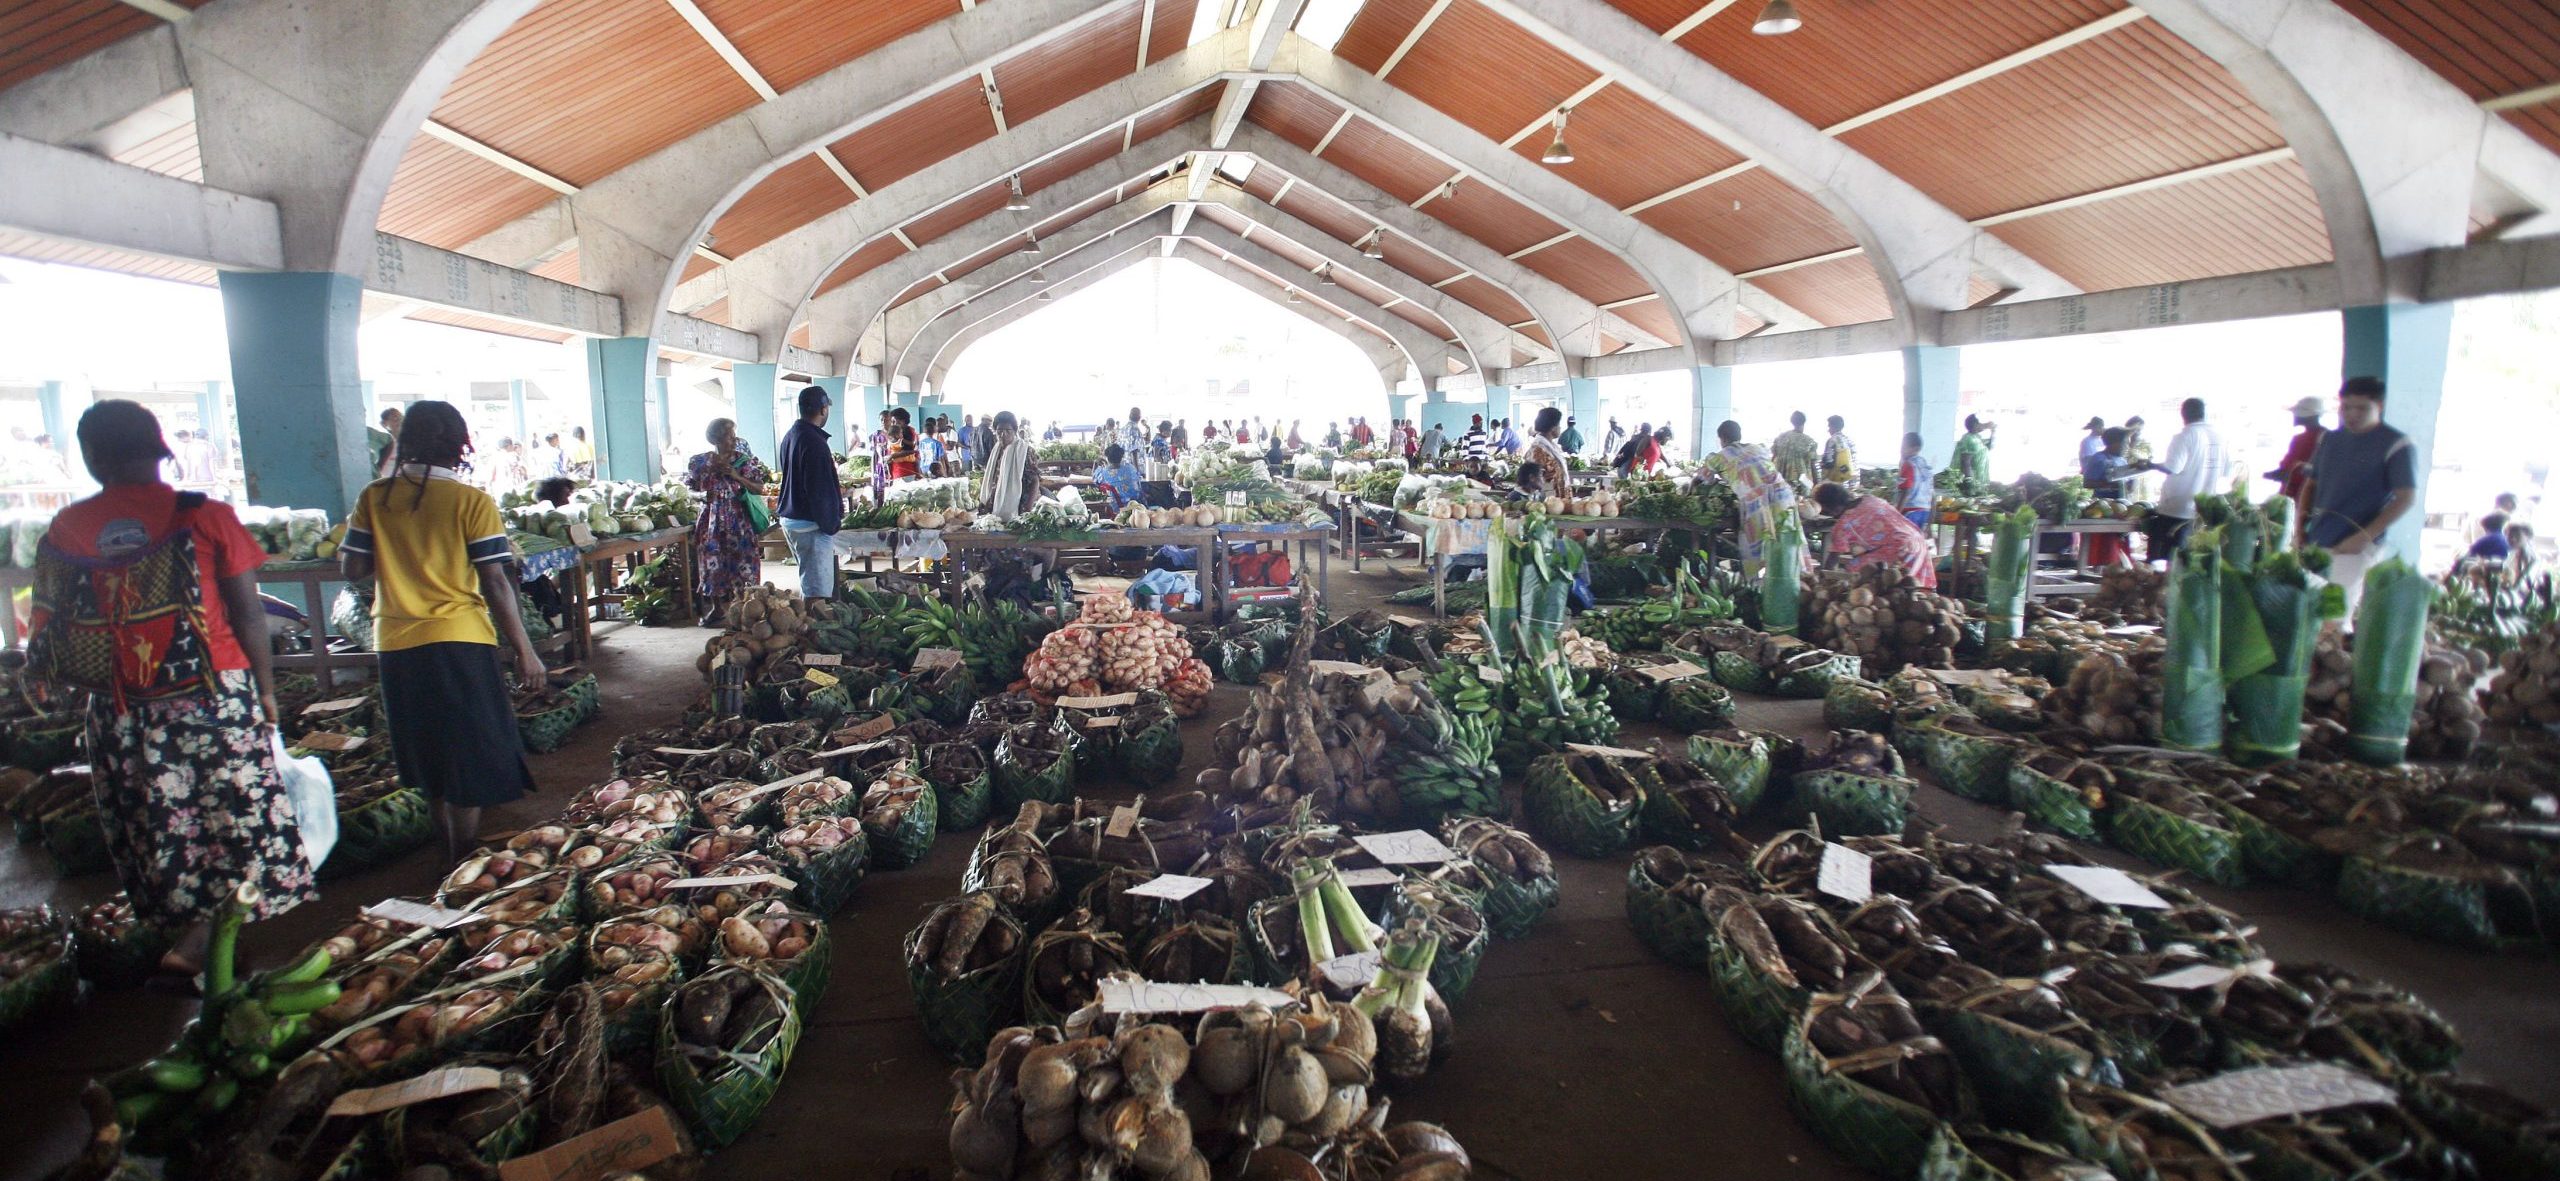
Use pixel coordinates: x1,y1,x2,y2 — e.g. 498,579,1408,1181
37,381,66,450
1901,345,1962,466
2342,302,2454,559
1566,376,1602,456
1691,366,1735,459
585,336,660,482
1387,392,1416,426
849,382,882,429
734,363,780,461
1482,384,1513,426
216,271,371,516
507,379,529,447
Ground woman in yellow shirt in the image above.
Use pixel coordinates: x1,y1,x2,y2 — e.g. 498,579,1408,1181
340,401,545,857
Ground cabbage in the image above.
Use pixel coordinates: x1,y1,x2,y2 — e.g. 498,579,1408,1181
587,504,618,534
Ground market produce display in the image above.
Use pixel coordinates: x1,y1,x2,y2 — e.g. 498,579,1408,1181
1801,564,1966,675
1022,594,1213,715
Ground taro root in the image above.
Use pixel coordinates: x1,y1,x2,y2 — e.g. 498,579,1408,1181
1806,729,1896,776
1913,881,2055,977
1444,817,1552,883
1802,981,1966,1118
909,892,1021,980
1138,916,1244,985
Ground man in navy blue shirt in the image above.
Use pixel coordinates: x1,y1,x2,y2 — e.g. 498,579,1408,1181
2304,376,2417,614
776,384,845,600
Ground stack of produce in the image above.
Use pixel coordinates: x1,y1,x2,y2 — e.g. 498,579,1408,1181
2305,627,2489,761
2480,619,2560,733
1423,626,1616,773
1669,624,1861,699
1021,594,1211,711
1624,826,2550,1181
2434,564,2560,655
1,906,76,1034
1114,503,1231,528
2091,564,2166,623
1801,563,1965,675
2037,643,2163,745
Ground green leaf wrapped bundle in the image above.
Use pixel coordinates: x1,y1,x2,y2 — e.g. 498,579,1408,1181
1983,506,2037,641
1485,515,1519,659
2348,556,2435,765
1761,511,1806,637
2226,549,2344,766
2159,530,2226,752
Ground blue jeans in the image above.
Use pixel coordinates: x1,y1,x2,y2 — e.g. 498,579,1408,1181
784,525,835,599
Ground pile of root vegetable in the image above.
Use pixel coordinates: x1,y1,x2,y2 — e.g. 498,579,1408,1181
1023,593,1214,715
1628,823,2556,1180
696,582,1057,708
2304,624,2491,761
1801,563,1968,675
47,641,1067,1181
919,798,1552,1180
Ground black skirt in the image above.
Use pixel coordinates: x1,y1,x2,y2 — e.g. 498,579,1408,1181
379,641,536,807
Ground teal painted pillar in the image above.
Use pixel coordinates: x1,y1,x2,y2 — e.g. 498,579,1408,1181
1482,384,1512,426
849,381,882,430
1901,345,1963,467
37,381,65,447
508,379,529,445
1567,376,1602,456
2342,302,2454,559
217,271,371,516
585,336,660,482
1387,392,1416,425
734,363,780,460
1691,366,1735,465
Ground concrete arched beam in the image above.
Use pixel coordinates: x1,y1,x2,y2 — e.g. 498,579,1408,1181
1276,34,1814,349
1478,0,2078,341
926,243,1409,394
2131,0,2560,302
1180,222,1468,378
883,210,1183,383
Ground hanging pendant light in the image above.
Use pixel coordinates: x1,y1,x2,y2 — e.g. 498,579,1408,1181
1362,230,1386,260
1004,175,1031,212
1286,287,1302,304
1031,268,1049,285
1019,234,1042,255
1753,0,1801,35
1540,108,1574,166
1318,264,1336,286
1037,287,1052,301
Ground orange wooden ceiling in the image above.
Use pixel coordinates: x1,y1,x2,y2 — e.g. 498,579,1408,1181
686,0,952,92
376,133,561,247
2337,0,2560,154
0,0,207,94
707,154,855,259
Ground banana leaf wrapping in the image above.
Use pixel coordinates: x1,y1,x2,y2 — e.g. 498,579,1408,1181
1446,821,1561,940
1640,781,1742,853
2231,1104,2466,1181
2217,564,2276,687
1624,859,1717,968
1711,649,1773,693
2398,1075,2560,1181
909,663,977,727
2334,837,2539,950
2226,560,2342,767
381,1083,539,1173
39,802,110,876
2006,763,2102,842
1660,677,1739,732
2106,797,2247,886
517,696,586,754
1911,721,2020,805
2347,557,2433,765
903,909,1025,1065
861,783,939,871
2214,800,2337,890
776,679,852,726
1920,992,2115,1134
1216,636,1267,684
0,927,76,1033
323,785,435,879
1485,514,1519,659
1244,893,1305,985
1386,885,1491,1005
1799,769,1913,838
1705,921,1808,1055
719,909,831,1008
2160,538,2225,753
1063,698,1183,787
1600,661,1670,722
1762,512,1806,637
992,723,1075,811
1918,1128,2104,1181
657,965,803,1147
1778,653,1867,699
1983,507,2037,642
5,716,83,773
1825,678,1893,733
2045,1080,2245,1181
590,949,688,1059
1782,1002,1967,1180
774,830,869,916
1688,731,1775,815
1522,754,1643,858
921,742,994,830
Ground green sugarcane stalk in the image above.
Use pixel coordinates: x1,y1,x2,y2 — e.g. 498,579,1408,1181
1292,863,1337,966
1316,860,1382,955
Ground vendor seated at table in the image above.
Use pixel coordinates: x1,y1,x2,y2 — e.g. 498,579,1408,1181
1094,444,1143,511
519,476,580,626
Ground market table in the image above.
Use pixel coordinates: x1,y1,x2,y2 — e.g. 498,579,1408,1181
2026,519,2137,597
1211,521,1331,615
830,527,948,573
562,526,696,658
940,526,1220,622
1393,512,1710,618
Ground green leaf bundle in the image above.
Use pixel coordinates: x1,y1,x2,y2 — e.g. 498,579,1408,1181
2159,530,2226,752
2225,549,2344,766
2347,556,2435,765
1761,510,1806,636
1983,506,2037,641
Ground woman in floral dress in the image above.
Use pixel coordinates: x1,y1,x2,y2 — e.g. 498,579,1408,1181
1814,482,1939,588
687,417,772,626
868,405,892,506
30,401,314,983
1700,419,1799,577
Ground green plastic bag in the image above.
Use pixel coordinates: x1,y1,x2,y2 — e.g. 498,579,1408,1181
1761,512,1805,637
2225,551,2343,767
2159,532,2225,753
2347,556,2433,765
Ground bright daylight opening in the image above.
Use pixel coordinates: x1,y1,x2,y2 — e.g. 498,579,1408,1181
1293,0,1369,51
939,255,1389,437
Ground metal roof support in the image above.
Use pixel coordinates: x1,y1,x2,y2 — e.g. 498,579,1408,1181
1474,0,2079,343
2130,0,2560,304
1275,34,1810,356
1229,124,1650,355
1184,221,1467,378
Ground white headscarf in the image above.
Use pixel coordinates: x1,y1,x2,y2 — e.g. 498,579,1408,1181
981,420,1032,521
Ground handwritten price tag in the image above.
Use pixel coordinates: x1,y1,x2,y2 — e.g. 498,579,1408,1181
1225,491,1248,507
2158,1063,2396,1130
834,714,896,744
1475,664,1506,684
1637,660,1708,682
1083,716,1125,729
1335,867,1400,888
364,899,477,930
1564,742,1653,759
329,1066,510,1117
303,697,369,715
1308,660,1384,678
497,1107,683,1181
2046,865,2172,909
1058,692,1140,709
665,872,797,892
299,732,367,753
800,653,843,667
803,668,840,688
1354,830,1458,865
1817,843,1873,904
761,768,823,792
1126,874,1213,901
1105,805,1140,839
913,647,965,671
653,746,724,757
1316,950,1384,991
1099,978,1294,1014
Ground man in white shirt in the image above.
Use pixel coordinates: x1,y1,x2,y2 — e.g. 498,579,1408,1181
2140,397,2223,560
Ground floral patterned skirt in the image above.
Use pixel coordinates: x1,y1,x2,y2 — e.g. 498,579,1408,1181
86,670,316,926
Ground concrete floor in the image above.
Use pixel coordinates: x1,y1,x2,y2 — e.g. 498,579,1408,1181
4,557,2558,1180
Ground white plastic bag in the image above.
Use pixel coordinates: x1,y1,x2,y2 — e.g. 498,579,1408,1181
273,731,337,871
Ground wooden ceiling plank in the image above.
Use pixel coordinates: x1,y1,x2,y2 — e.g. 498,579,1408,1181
109,0,190,23
1377,0,1454,79
663,0,779,100
421,119,579,195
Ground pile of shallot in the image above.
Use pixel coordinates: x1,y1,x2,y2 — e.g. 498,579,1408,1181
1024,596,1212,699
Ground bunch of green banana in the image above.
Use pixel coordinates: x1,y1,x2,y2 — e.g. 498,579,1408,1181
104,886,342,1150
1495,637,1618,771
1393,709,1502,819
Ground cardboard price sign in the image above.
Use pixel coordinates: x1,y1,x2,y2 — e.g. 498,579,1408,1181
1817,843,1874,904
815,738,897,759
302,697,369,716
2158,1063,2396,1130
760,768,824,793
835,714,897,743
1125,874,1214,901
1564,742,1653,760
2046,865,2172,910
664,871,798,892
1354,830,1458,866
2142,963,2244,991
1225,491,1248,507
653,746,724,757
328,1066,510,1118
1057,692,1140,709
364,899,478,930
802,668,840,688
1316,950,1384,991
1334,867,1401,888
1105,805,1141,839
800,653,843,667
913,647,966,672
1475,664,1506,684
1636,660,1709,682
1082,716,1125,730
1099,979,1294,1014
497,1107,685,1181
299,733,367,753
1308,660,1384,678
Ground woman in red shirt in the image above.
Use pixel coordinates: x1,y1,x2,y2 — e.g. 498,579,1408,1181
31,401,309,983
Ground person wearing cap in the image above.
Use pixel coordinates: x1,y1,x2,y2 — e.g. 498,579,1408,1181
2265,396,2328,544
777,384,844,601
28,400,313,983
2078,416,2107,465
2305,376,2418,614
